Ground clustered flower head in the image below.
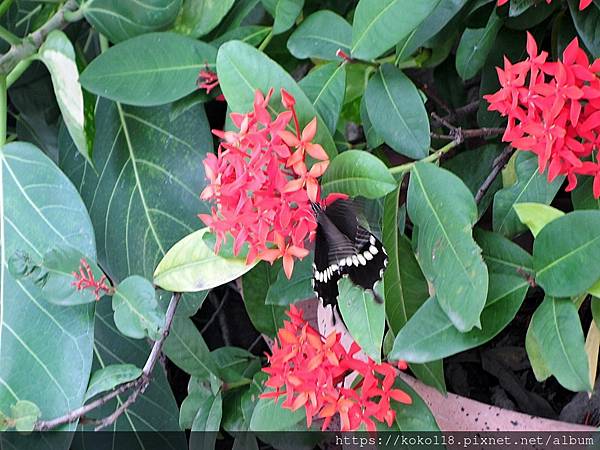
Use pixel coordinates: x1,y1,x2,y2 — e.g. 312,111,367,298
199,88,330,278
497,0,592,10
261,305,412,432
72,259,112,301
485,33,600,197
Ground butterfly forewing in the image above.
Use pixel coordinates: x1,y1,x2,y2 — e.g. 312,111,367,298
312,199,388,310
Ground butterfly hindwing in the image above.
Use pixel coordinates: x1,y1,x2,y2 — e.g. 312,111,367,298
312,199,388,311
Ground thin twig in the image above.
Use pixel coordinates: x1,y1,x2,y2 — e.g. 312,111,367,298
0,0,78,74
474,146,514,204
431,112,504,141
34,292,182,431
202,290,229,335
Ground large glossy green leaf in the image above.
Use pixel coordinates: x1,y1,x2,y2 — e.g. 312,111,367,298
249,395,304,431
513,202,563,237
153,228,255,292
474,228,533,276
395,0,468,63
262,0,304,35
383,186,445,391
569,0,600,57
337,278,385,361
321,150,396,199
287,10,352,60
365,64,429,158
0,142,95,426
174,0,235,38
455,10,503,81
241,261,286,337
527,296,591,392
217,40,337,158
163,316,219,379
211,26,271,48
59,99,211,283
533,211,600,298
390,274,528,363
493,152,563,237
360,96,384,149
408,162,488,332
37,31,92,164
351,0,441,60
299,63,346,135
84,364,142,402
80,33,217,107
81,0,182,43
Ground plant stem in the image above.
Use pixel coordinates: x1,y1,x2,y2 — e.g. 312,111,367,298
258,29,273,52
0,24,19,45
6,59,31,87
0,75,6,147
0,0,79,75
388,139,459,176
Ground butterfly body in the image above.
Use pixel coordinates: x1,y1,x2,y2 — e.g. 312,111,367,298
311,199,388,312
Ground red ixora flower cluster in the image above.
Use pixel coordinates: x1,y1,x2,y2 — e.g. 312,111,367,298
72,259,112,301
497,0,592,9
199,88,330,278
485,33,600,197
262,305,411,431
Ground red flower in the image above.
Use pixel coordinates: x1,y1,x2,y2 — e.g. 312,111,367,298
497,0,591,10
72,259,112,301
485,33,600,197
199,89,331,277
197,67,225,101
261,306,411,432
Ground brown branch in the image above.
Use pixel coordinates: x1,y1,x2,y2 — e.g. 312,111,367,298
0,0,78,74
475,146,514,204
34,292,182,431
431,112,504,142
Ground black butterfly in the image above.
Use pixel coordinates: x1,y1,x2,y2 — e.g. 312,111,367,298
311,198,388,314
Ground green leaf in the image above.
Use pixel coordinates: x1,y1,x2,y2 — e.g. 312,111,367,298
395,0,468,63
80,33,217,107
82,0,182,43
217,40,337,158
262,0,304,35
41,245,107,305
337,277,385,362
59,99,212,284
37,31,92,165
84,364,142,402
572,175,600,210
321,150,397,199
514,202,564,237
390,274,528,363
211,26,272,48
351,0,441,60
569,0,600,57
112,275,164,340
265,256,313,305
287,10,352,60
383,187,445,391
211,347,260,386
365,64,430,159
408,162,488,332
163,316,219,378
527,296,591,392
455,10,503,80
1,142,95,427
242,261,287,337
174,0,235,38
11,400,41,432
249,394,305,431
533,210,600,298
360,96,384,149
525,320,552,382
154,228,255,292
475,228,533,276
388,379,439,431
493,152,563,237
189,389,222,450
299,62,346,134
